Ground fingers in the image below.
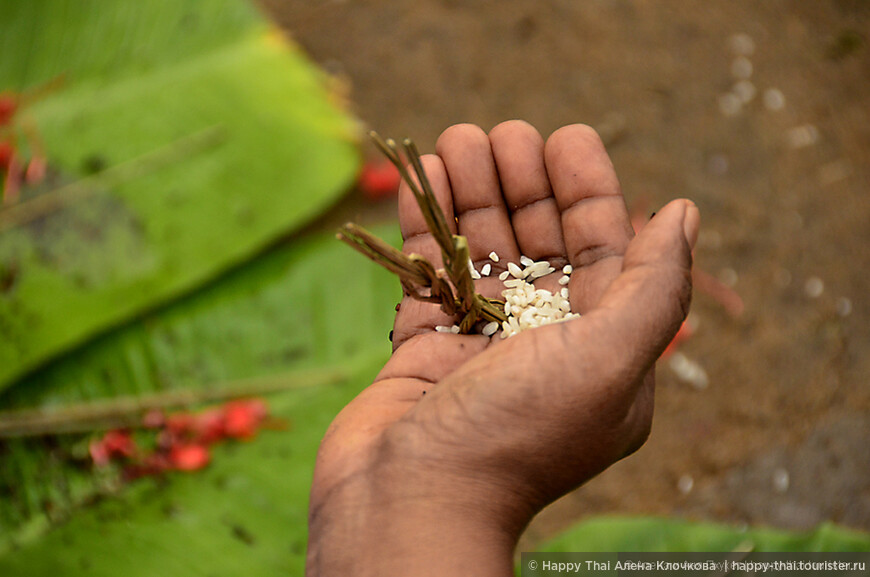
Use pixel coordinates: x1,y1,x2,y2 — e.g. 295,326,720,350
489,121,568,266
544,125,636,313
436,124,521,268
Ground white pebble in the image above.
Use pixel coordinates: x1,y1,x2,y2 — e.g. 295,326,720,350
763,88,785,111
718,92,743,117
731,56,753,79
729,33,755,56
481,263,491,276
669,351,709,390
733,80,756,103
786,124,819,149
836,297,852,317
772,468,790,493
488,251,500,262
677,475,694,495
804,276,824,298
718,267,738,288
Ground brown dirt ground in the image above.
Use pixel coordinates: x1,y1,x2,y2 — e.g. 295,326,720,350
258,0,870,548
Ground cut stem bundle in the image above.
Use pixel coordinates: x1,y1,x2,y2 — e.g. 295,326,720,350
337,133,506,333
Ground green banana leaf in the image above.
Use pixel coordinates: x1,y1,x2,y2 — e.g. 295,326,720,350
535,515,870,552
0,359,384,576
0,223,402,573
0,0,361,390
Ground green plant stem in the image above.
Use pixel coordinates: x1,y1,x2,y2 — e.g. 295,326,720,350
0,367,345,438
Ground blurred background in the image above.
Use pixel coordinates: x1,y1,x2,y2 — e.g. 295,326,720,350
0,0,868,574
260,0,870,542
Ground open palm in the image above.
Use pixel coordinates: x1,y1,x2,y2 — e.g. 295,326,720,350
307,121,698,575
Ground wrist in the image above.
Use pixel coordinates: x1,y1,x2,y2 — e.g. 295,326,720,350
306,448,526,576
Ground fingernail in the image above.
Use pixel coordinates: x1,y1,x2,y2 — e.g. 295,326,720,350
683,201,700,251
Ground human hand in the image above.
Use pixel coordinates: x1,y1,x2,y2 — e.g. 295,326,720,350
306,121,699,576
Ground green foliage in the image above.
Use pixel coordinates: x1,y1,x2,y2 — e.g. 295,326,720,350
0,357,384,576
0,0,360,389
536,515,870,552
0,225,402,560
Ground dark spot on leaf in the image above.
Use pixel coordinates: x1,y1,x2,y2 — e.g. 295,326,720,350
0,260,18,294
80,154,107,175
230,523,256,546
388,329,393,342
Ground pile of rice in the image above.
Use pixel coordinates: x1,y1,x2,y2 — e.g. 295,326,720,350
435,251,580,338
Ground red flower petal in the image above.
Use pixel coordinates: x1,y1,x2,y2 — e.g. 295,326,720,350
169,444,211,471
359,160,401,201
223,399,267,439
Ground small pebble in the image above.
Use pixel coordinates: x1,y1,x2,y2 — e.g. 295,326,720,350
669,352,710,390
804,276,824,299
678,475,695,495
733,80,756,103
786,124,820,149
772,468,790,493
818,159,853,186
718,267,739,288
718,92,743,117
836,297,852,317
763,88,785,111
774,268,792,288
731,56,753,80
729,32,755,56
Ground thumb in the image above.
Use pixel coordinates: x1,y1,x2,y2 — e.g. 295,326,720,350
591,198,699,369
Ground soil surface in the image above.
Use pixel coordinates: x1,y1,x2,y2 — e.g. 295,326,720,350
259,0,870,547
